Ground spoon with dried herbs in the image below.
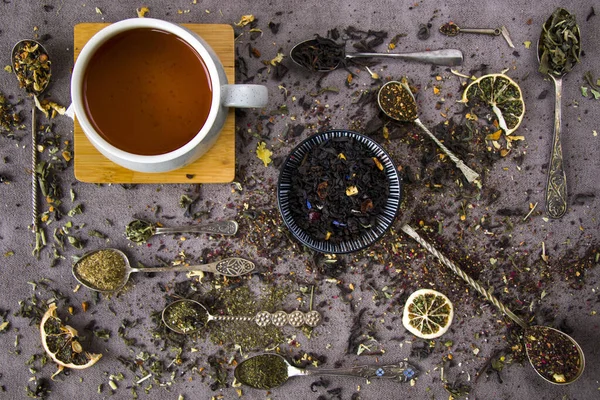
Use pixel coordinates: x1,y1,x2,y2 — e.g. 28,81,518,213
126,219,238,244
378,80,479,183
11,40,51,233
234,353,419,390
161,299,322,334
290,37,463,72
537,8,581,219
400,224,585,385
72,249,255,293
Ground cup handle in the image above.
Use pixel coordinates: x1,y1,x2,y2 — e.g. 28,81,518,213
221,84,268,108
65,103,75,120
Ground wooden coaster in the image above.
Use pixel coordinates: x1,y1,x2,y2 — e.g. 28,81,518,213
73,23,235,183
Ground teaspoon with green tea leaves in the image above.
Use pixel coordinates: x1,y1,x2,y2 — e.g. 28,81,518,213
378,80,479,183
11,40,51,233
72,248,254,293
126,219,238,243
234,353,419,390
161,299,322,334
537,8,581,219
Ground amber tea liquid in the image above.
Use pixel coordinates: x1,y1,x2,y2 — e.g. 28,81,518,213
82,28,212,155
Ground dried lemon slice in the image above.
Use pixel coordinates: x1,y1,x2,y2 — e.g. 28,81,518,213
402,289,454,339
40,303,102,379
461,73,525,135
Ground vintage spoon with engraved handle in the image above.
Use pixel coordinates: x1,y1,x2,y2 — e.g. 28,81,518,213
378,80,479,183
400,224,584,384
11,40,51,233
73,248,254,293
537,9,581,219
234,353,419,389
161,299,322,334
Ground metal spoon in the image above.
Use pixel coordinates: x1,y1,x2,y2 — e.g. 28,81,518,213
439,22,515,48
234,353,419,390
290,38,463,72
400,224,585,385
161,299,322,334
11,40,51,233
72,248,254,293
537,9,581,219
378,80,479,183
126,219,238,243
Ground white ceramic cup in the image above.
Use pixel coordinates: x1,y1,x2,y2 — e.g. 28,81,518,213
70,18,268,173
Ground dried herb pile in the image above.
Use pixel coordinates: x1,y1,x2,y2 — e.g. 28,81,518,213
538,8,581,76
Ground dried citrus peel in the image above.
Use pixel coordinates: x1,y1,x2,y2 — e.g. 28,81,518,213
402,289,454,339
40,303,102,379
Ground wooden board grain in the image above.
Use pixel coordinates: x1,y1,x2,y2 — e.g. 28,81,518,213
73,23,235,183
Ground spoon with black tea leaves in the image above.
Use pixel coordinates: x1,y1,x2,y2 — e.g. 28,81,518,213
378,80,479,183
11,40,52,233
126,219,238,243
72,248,255,293
234,353,419,390
400,224,585,385
161,299,322,334
537,8,581,219
290,37,463,72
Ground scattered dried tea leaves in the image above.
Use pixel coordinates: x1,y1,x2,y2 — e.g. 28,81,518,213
0,91,22,133
234,14,255,27
136,7,149,18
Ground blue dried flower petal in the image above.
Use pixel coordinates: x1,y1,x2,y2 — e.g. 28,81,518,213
306,200,312,209
376,368,385,377
403,368,415,379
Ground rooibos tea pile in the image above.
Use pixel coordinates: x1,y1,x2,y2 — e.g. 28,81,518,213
288,136,389,244
82,28,213,155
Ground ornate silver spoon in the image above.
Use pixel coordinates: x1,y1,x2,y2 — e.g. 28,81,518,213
161,299,321,334
72,248,254,293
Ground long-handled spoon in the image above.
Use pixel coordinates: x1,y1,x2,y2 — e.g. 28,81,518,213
400,224,585,385
378,80,479,183
11,40,51,233
72,248,254,293
537,8,581,219
161,299,322,334
234,353,419,390
290,37,463,72
126,219,238,243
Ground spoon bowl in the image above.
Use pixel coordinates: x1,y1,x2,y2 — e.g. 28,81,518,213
72,248,255,293
234,353,420,389
290,37,463,72
377,81,479,183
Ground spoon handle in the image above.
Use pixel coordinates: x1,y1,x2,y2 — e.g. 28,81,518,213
132,257,254,276
211,310,322,327
346,49,463,67
302,362,418,382
154,220,238,236
400,224,529,329
31,104,38,233
413,119,480,183
458,27,501,35
545,76,568,219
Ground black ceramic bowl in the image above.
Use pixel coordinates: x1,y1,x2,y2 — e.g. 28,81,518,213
277,130,402,254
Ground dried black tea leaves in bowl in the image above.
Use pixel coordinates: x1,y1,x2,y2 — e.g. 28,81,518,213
291,37,345,71
235,354,289,389
524,326,582,384
288,136,390,244
538,8,581,76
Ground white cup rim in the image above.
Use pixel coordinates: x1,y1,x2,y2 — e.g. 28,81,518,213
71,18,222,163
